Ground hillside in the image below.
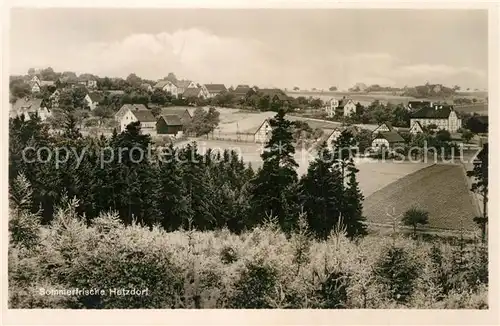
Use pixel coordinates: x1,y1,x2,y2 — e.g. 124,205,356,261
363,164,480,231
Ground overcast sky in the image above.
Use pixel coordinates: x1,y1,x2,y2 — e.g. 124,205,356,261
9,8,488,90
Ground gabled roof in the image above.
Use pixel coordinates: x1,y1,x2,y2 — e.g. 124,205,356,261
12,98,44,112
338,97,354,108
88,92,104,102
40,80,55,87
175,80,193,89
233,85,251,94
132,110,156,122
160,107,193,121
120,104,148,112
374,131,405,143
410,121,423,131
373,122,393,132
411,106,453,119
246,119,272,135
159,114,183,126
204,84,227,93
182,87,202,97
154,80,176,89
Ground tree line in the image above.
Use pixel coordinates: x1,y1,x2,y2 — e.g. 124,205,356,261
9,109,367,240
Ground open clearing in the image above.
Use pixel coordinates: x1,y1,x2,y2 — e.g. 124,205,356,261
363,164,480,231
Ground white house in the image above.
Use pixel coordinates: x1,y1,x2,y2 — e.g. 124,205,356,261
325,98,339,118
203,84,227,98
12,98,51,121
119,108,157,135
253,119,272,143
154,80,179,98
336,97,357,117
371,131,405,152
410,105,462,133
114,104,149,123
182,87,207,99
175,80,197,96
84,92,103,111
409,121,424,134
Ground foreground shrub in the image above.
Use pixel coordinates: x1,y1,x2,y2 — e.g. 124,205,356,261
8,199,488,309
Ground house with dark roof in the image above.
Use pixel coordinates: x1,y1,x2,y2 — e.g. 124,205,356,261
232,85,256,98
160,107,193,125
115,103,149,123
324,125,361,147
11,98,51,121
182,87,206,99
175,80,197,96
371,131,405,151
119,106,157,134
410,104,462,132
203,84,227,98
156,114,184,137
154,80,178,97
336,96,357,117
84,92,104,111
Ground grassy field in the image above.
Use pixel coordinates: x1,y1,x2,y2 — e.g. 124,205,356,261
363,164,480,231
176,139,431,198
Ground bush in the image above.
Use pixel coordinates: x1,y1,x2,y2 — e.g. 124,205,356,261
8,198,489,309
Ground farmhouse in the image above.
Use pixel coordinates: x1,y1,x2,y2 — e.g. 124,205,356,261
182,87,206,99
156,114,184,137
259,88,288,102
49,89,61,108
204,84,227,98
371,131,405,151
84,92,103,111
325,98,339,118
160,107,193,125
119,108,157,134
175,80,197,95
78,78,98,89
12,98,51,121
325,125,360,146
154,80,179,97
232,85,255,98
336,97,356,117
410,105,462,132
244,119,273,143
114,104,149,122
372,122,394,134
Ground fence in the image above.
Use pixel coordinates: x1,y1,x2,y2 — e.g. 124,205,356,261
203,132,257,143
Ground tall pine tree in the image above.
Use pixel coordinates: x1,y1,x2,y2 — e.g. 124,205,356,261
249,109,300,233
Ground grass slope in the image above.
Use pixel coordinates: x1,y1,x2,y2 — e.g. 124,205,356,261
363,164,480,231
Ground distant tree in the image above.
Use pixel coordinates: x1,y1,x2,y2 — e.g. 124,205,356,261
10,80,31,99
126,73,142,87
293,87,300,91
165,72,178,84
27,68,36,77
402,207,429,236
93,106,114,124
329,86,338,91
40,67,58,81
467,143,488,242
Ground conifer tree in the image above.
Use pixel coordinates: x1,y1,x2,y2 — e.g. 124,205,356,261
299,141,342,240
250,109,300,233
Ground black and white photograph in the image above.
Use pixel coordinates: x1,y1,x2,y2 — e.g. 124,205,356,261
3,1,499,323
